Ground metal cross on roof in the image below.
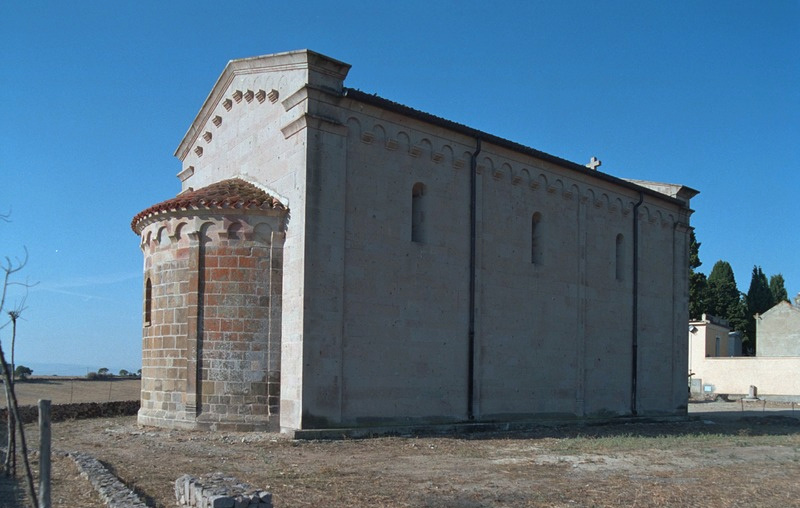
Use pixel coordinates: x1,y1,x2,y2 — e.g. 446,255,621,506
586,156,602,170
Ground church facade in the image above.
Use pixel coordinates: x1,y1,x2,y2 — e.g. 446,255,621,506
132,50,697,433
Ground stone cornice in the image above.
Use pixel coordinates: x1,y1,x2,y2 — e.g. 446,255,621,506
281,113,347,139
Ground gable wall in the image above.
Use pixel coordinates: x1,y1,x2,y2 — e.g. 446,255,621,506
174,56,350,430
757,303,800,357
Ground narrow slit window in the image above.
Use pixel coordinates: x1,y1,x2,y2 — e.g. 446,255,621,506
615,233,625,281
144,277,152,326
531,212,542,264
412,182,426,243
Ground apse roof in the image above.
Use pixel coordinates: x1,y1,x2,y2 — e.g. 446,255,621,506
131,178,286,234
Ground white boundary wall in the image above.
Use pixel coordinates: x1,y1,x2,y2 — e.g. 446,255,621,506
692,357,800,399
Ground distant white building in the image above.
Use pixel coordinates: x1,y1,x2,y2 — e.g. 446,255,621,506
756,294,800,357
688,304,800,400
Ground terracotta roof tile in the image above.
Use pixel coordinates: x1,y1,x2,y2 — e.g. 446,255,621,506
131,178,286,233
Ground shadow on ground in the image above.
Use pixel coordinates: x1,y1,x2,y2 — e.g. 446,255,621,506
405,402,800,443
0,425,27,508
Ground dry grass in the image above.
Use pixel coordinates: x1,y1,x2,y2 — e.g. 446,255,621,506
3,384,800,507
14,414,800,508
0,377,140,407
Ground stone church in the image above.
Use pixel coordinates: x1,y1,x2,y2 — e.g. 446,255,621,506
132,50,698,434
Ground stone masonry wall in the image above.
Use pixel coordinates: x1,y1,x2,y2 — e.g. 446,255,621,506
138,211,284,431
197,219,283,429
0,400,140,425
140,219,191,424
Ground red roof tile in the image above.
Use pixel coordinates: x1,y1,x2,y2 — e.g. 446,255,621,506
131,178,286,233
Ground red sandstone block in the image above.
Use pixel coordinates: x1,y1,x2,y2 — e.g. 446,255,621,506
237,256,257,268
214,246,235,257
205,319,221,332
210,268,230,281
218,256,238,268
229,270,249,282
204,331,224,341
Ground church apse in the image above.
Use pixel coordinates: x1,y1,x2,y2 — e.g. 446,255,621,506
132,179,287,431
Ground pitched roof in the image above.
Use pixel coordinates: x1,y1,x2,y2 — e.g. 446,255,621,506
131,178,286,234
342,88,699,208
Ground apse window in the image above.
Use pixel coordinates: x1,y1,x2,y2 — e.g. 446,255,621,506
144,277,152,326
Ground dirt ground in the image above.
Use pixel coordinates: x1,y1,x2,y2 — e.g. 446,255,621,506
5,400,799,508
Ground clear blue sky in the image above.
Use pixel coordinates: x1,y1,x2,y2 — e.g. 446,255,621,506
1,1,797,375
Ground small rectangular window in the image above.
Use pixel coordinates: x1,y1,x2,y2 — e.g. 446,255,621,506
531,212,542,264
412,182,426,243
144,277,152,326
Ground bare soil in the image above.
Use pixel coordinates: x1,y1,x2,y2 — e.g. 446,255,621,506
9,402,800,508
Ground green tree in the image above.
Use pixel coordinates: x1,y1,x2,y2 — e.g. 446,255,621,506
119,369,129,377
769,274,789,304
98,367,110,377
13,365,32,380
725,293,749,349
704,260,750,348
706,261,741,320
746,266,774,353
688,230,707,320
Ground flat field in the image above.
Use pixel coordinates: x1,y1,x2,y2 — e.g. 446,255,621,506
6,402,800,508
0,377,140,407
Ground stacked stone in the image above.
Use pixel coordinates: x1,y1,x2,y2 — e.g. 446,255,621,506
0,400,139,424
69,451,148,508
175,473,273,508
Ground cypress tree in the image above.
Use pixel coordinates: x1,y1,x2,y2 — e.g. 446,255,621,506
746,266,773,354
706,260,741,320
769,274,789,304
704,260,750,349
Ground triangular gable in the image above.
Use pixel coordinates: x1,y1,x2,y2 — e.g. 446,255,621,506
760,300,799,320
175,49,351,161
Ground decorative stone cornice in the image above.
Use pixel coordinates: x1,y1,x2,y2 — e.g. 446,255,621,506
177,166,195,182
280,113,346,139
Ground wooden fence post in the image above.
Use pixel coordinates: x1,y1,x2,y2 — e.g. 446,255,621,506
38,399,51,508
